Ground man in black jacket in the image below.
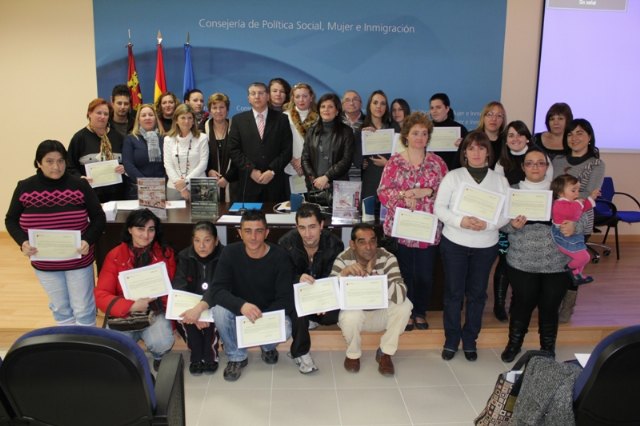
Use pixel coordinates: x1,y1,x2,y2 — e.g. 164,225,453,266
181,210,294,381
278,203,344,373
228,82,293,202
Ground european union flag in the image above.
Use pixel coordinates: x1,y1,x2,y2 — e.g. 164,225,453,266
183,43,196,99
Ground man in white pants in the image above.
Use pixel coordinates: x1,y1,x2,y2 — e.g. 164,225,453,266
331,223,412,376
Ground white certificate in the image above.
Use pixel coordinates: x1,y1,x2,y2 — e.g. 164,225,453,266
293,277,340,317
118,262,171,300
427,127,461,152
453,183,505,225
289,174,308,194
165,289,213,322
236,309,286,348
28,229,81,261
361,128,395,155
339,275,389,310
391,133,405,154
505,189,552,221
84,160,122,188
391,207,438,243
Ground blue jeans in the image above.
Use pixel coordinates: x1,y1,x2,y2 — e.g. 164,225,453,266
439,237,498,352
396,244,437,318
116,315,174,360
34,265,96,326
212,305,292,362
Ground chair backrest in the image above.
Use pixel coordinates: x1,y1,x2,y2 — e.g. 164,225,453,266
573,325,640,424
0,359,13,426
600,177,614,202
0,326,157,426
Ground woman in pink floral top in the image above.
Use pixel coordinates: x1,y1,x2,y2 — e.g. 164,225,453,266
378,112,448,330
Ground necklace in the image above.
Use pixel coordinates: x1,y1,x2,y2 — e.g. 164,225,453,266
213,121,228,140
176,135,193,178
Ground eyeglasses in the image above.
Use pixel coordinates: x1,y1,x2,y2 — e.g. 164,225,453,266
523,161,548,168
248,91,266,97
343,97,361,104
486,112,504,119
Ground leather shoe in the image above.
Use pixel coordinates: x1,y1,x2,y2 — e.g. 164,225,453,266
261,349,279,364
464,351,478,362
441,349,455,361
405,318,415,332
414,316,429,330
375,348,395,376
343,357,360,373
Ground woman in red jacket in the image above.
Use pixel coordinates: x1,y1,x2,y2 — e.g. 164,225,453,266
95,208,175,370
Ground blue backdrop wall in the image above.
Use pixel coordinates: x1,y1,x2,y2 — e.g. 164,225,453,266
93,0,507,128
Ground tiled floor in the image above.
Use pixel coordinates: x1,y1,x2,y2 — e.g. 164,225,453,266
181,343,596,426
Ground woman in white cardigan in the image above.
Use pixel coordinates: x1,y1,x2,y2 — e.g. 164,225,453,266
434,130,510,362
163,104,209,201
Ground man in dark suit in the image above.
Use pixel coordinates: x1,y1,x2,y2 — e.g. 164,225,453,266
228,82,293,202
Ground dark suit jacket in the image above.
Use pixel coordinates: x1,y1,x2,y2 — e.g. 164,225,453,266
228,108,293,202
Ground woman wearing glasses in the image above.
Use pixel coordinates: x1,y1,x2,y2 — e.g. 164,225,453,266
491,121,554,321
475,101,507,168
499,147,586,362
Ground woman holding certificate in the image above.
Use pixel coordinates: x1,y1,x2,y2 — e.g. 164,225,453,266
68,98,125,202
499,147,588,362
6,140,106,326
122,104,166,199
491,121,554,321
551,118,605,323
434,131,510,361
172,221,224,375
94,209,176,370
163,104,209,201
378,112,448,331
429,93,468,170
357,90,399,206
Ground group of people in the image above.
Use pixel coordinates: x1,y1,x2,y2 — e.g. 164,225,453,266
5,75,605,378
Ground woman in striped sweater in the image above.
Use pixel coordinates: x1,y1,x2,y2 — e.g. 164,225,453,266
5,140,106,326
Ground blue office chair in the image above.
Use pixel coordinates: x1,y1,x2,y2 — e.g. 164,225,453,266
597,177,640,259
0,326,185,426
573,325,640,425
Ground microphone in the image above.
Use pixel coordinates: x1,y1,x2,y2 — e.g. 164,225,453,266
238,163,252,215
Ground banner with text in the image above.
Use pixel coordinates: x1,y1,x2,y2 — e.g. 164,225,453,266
93,0,507,128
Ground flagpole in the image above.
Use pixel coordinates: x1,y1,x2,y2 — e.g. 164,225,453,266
126,30,143,109
154,30,167,103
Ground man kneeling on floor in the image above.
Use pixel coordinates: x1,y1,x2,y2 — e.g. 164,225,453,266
278,203,344,374
331,223,412,376
181,210,294,381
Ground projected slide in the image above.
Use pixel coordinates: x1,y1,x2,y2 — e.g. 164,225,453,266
93,0,506,129
535,0,638,151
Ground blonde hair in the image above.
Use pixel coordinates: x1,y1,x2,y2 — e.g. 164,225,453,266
167,104,201,138
132,104,163,136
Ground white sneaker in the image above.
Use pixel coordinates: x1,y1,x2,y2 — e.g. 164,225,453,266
294,353,318,374
308,320,320,330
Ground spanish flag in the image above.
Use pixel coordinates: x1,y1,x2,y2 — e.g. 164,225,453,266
154,31,167,103
127,44,143,111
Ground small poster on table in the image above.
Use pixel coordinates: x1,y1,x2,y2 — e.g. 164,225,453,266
138,177,167,219
190,177,219,219
332,180,362,224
